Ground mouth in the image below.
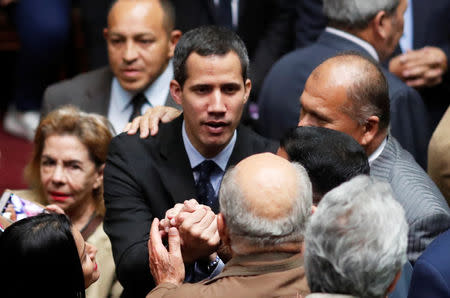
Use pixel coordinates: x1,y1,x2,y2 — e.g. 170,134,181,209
49,191,71,202
94,262,98,271
121,68,141,78
203,121,229,134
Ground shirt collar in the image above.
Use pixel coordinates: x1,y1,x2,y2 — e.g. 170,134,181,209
325,27,379,61
182,120,237,171
111,60,173,112
368,137,387,165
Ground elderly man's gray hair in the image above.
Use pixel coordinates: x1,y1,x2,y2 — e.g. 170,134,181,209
219,162,312,253
323,0,400,30
305,175,408,298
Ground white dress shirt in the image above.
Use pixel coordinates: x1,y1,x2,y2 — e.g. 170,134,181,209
107,61,173,134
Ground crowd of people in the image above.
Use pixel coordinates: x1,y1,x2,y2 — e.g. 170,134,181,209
1,0,449,297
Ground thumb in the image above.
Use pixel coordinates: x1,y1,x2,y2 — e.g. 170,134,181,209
168,227,182,259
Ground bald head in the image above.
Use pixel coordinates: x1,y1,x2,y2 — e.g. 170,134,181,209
299,53,390,154
219,153,312,254
108,0,175,33
235,153,298,220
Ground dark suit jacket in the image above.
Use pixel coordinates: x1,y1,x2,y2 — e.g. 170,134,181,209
407,229,450,298
103,115,277,297
171,0,296,98
257,30,431,169
371,136,450,263
147,252,309,298
41,67,180,119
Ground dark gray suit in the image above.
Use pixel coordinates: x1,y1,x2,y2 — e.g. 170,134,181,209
41,67,180,118
104,115,277,297
257,30,431,169
371,136,450,262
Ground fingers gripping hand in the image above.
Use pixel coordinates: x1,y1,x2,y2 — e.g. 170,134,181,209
149,218,185,285
176,207,220,263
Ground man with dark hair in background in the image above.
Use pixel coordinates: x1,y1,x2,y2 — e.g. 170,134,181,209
42,0,182,134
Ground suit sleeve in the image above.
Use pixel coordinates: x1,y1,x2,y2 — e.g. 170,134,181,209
389,86,431,169
408,258,450,298
103,135,155,297
407,212,450,263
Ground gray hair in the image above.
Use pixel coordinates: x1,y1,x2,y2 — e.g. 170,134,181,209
323,0,399,30
219,162,312,253
305,175,408,298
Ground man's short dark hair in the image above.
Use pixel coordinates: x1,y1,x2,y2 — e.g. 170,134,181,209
280,126,370,204
173,25,250,87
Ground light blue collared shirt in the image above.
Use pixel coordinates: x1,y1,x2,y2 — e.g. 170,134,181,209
400,0,413,52
107,61,173,134
181,120,237,196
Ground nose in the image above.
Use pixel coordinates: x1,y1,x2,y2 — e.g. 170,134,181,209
208,90,226,114
51,164,66,185
123,40,138,63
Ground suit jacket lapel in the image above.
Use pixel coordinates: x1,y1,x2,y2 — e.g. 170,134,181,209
158,115,197,205
85,67,113,116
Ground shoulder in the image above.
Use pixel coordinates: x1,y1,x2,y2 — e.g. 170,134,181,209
373,137,450,215
381,68,423,104
45,67,112,96
237,125,278,153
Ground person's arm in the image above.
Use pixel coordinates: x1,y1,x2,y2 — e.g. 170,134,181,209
103,135,157,297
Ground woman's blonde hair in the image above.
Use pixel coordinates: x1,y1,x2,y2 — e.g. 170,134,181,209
25,106,113,216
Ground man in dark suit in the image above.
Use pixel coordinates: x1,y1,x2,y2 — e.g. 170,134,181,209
103,26,276,297
388,0,450,132
408,229,450,297
297,52,450,263
41,0,182,134
257,0,431,169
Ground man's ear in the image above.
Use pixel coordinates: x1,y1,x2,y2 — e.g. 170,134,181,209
217,213,231,247
243,79,252,104
360,115,380,147
372,10,389,40
103,28,109,41
168,30,182,58
170,80,183,106
311,205,317,215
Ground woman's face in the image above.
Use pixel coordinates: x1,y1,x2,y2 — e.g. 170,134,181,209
72,227,100,288
40,135,103,212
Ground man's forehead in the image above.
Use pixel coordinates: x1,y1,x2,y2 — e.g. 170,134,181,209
108,0,163,28
184,52,244,84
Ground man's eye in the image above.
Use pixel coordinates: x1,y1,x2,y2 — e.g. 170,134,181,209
110,39,123,45
139,39,153,44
